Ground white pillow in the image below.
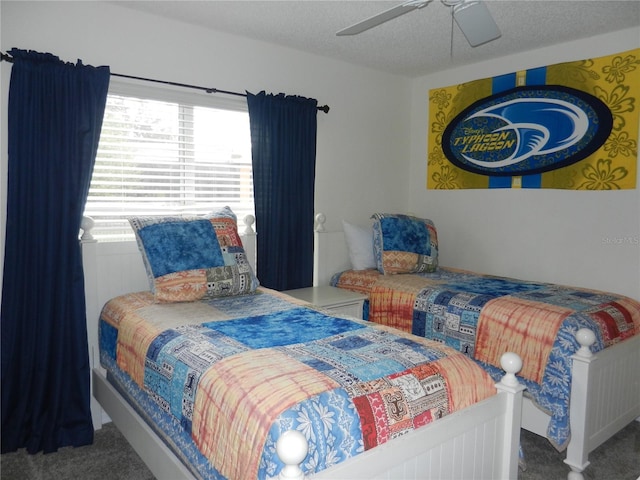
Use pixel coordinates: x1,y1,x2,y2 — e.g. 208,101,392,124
342,220,376,270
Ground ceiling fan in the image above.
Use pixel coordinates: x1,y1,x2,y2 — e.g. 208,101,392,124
336,0,501,47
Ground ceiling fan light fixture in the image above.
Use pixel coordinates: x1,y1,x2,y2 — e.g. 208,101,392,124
336,0,501,48
452,1,501,47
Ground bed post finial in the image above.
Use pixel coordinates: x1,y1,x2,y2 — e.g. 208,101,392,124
314,213,326,232
80,216,96,243
277,430,308,480
499,352,523,388
575,328,596,358
242,214,256,235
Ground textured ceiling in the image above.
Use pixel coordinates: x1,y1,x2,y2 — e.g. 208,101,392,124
113,0,640,77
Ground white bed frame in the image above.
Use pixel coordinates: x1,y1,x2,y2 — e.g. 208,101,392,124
81,215,525,480
311,214,640,480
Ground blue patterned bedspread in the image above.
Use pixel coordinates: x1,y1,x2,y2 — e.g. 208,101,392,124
99,287,497,479
333,267,640,450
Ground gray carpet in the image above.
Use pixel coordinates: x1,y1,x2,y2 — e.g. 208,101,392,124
2,421,639,479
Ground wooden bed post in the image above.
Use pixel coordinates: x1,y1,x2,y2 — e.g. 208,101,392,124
240,214,257,274
564,328,596,480
313,213,350,286
496,352,526,480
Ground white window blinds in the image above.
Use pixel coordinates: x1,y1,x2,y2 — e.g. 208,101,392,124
85,93,254,241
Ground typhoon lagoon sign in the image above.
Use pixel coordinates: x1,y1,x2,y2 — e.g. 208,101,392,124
441,85,613,177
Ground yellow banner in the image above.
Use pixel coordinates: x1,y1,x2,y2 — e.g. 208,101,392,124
427,49,639,190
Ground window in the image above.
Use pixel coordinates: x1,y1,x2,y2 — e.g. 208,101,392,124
84,89,253,241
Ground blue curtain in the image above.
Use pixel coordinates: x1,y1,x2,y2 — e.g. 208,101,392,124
1,49,110,453
247,91,318,291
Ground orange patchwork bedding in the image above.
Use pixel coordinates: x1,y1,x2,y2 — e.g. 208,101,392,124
99,286,497,479
332,267,640,449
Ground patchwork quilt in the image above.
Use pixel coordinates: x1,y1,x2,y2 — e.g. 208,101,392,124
99,287,496,480
332,267,640,450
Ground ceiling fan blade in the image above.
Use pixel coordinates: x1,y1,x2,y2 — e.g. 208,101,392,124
336,1,432,36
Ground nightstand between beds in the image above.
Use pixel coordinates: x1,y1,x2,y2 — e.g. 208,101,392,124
283,286,366,320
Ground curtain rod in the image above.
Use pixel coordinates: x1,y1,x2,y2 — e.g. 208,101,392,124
1,52,330,113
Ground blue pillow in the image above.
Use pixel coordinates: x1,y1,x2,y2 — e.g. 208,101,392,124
129,207,259,302
371,213,438,274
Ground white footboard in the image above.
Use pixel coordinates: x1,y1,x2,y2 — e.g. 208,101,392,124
93,356,524,480
520,329,640,480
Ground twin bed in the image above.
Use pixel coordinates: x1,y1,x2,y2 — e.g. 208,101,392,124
82,211,524,480
82,209,639,479
315,212,640,480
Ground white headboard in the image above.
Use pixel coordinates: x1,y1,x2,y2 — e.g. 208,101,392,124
81,214,257,323
313,213,351,286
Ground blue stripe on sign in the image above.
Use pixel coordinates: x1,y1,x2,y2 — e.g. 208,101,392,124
489,73,517,188
522,67,547,188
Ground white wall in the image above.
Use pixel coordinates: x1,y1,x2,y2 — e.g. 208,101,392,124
0,1,413,276
409,27,640,300
3,2,639,301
